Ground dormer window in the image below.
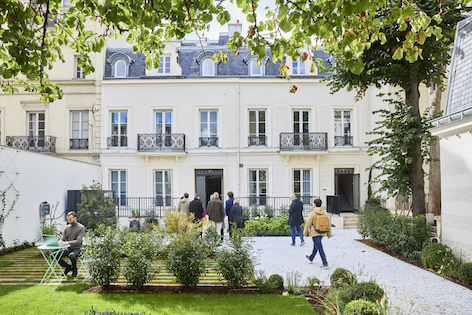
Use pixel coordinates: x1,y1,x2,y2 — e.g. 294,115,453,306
158,56,171,74
250,59,264,76
292,57,306,75
115,59,127,77
202,58,215,76
107,52,134,78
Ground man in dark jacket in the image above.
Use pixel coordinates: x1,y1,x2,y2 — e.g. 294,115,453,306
228,198,243,236
189,193,204,221
287,194,305,247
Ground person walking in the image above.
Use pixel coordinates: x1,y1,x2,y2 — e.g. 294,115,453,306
303,198,331,269
228,198,243,235
177,193,190,221
287,193,305,246
225,191,234,236
206,192,225,239
189,193,204,221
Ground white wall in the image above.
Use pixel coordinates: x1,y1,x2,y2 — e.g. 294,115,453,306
0,146,100,248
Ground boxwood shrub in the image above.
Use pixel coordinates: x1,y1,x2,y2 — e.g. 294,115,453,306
457,263,472,285
420,243,459,274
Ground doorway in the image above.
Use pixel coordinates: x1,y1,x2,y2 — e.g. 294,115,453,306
334,168,360,211
195,169,223,208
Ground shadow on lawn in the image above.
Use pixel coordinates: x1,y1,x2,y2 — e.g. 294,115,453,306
0,285,34,297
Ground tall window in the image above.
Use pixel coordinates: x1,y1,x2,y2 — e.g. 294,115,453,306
202,58,215,76
292,58,305,75
115,59,127,77
28,112,45,138
70,111,89,149
200,110,217,146
156,111,172,134
293,110,310,147
249,169,267,205
155,170,172,207
75,57,84,78
294,169,311,204
249,110,266,146
111,170,127,206
110,111,127,147
250,59,263,76
334,110,352,146
157,56,171,74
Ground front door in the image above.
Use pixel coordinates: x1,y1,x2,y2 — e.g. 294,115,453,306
195,169,223,208
334,168,360,212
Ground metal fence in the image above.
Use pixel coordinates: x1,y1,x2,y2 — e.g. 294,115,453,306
115,195,320,219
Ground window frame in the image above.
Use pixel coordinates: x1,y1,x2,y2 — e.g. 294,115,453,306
155,169,172,207
70,110,89,139
110,169,127,206
157,56,171,74
114,59,127,78
293,169,312,203
292,57,306,75
249,58,264,76
75,57,85,79
201,58,215,76
248,109,266,146
334,109,353,146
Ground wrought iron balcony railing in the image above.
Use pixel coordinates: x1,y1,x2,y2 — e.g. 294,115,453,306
107,136,128,147
199,137,218,147
70,138,89,149
279,132,328,151
334,136,353,146
6,136,57,153
137,133,185,152
248,136,267,146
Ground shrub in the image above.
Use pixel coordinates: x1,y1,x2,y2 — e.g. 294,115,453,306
457,263,472,285
215,228,254,288
201,224,221,254
420,243,459,274
77,183,117,230
348,281,385,304
122,230,162,289
268,274,284,289
165,231,208,287
357,206,430,261
84,225,123,287
285,271,303,294
253,270,278,293
324,286,352,313
143,209,159,227
330,268,357,289
306,276,320,290
343,299,381,315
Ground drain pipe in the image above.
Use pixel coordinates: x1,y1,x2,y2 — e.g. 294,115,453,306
236,82,241,196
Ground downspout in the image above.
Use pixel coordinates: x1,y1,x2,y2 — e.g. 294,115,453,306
236,82,241,196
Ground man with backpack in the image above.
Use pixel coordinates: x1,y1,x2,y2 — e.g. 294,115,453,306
303,198,331,269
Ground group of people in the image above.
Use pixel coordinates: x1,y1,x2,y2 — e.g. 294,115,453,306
287,194,332,269
177,191,244,238
53,192,331,279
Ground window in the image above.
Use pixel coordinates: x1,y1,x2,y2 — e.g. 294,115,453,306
27,112,45,149
294,169,311,204
293,110,310,147
250,59,263,76
75,57,84,79
70,111,88,149
202,58,215,76
111,170,127,206
249,110,266,146
115,59,127,77
155,170,172,207
156,111,172,134
334,110,352,146
110,111,127,147
249,169,267,205
292,58,305,75
157,56,171,74
200,110,218,146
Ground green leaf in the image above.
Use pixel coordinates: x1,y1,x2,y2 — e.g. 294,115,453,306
349,59,365,75
278,5,289,20
279,18,293,33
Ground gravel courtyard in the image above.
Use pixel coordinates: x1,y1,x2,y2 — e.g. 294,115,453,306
252,230,472,315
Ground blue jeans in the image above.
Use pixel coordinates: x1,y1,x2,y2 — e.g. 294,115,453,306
290,225,305,244
308,236,327,266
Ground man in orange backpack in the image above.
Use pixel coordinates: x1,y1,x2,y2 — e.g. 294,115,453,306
303,198,331,269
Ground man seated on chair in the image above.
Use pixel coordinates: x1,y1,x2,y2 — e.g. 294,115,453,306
53,211,85,278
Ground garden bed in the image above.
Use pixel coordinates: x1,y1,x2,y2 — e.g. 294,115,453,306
357,239,472,291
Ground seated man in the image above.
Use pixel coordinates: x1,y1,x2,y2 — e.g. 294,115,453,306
53,211,85,278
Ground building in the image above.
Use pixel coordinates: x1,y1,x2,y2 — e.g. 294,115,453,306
430,16,472,261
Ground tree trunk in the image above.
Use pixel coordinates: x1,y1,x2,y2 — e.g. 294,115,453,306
405,82,427,216
428,82,442,216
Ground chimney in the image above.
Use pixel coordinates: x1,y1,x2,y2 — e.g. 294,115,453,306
228,21,243,38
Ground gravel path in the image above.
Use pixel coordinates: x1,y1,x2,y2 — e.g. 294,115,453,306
251,230,472,314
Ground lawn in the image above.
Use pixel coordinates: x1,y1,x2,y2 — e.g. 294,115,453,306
0,284,316,315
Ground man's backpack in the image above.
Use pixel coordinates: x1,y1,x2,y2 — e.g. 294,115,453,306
314,213,330,233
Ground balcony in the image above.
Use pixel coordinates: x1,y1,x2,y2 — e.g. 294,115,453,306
199,137,218,147
279,132,328,151
6,136,57,153
107,136,128,147
334,136,353,146
70,138,89,149
248,136,267,146
137,133,185,152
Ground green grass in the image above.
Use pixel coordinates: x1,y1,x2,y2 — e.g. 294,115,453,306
0,285,316,315
0,261,14,269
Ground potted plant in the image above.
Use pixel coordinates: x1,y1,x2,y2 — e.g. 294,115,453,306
129,209,141,231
